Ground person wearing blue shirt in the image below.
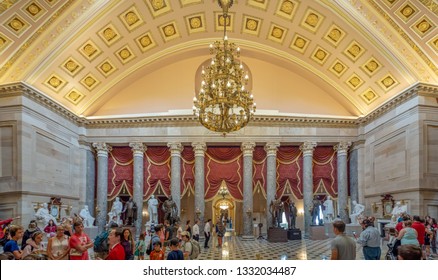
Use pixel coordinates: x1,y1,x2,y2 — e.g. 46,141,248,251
4,225,24,260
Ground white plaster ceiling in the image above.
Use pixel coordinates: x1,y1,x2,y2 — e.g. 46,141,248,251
0,0,437,118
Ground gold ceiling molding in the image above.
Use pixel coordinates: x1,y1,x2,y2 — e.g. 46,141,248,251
396,2,419,23
360,87,379,105
145,0,172,18
64,88,85,105
368,0,438,76
346,73,364,90
4,14,31,37
378,73,398,91
275,0,299,21
118,5,145,32
0,0,76,80
185,13,206,34
324,24,346,47
0,32,12,53
242,15,262,36
418,0,438,16
329,59,348,77
289,33,310,53
135,31,157,52
0,0,20,14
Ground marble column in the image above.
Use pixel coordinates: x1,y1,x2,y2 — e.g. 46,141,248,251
334,142,351,224
129,142,147,239
168,143,183,217
241,142,255,241
300,142,316,238
265,142,279,229
349,145,359,207
80,141,95,216
92,142,112,233
192,143,206,228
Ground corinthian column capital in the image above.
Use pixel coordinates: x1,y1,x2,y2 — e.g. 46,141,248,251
264,142,280,156
129,142,147,156
241,142,255,157
167,142,183,157
300,142,317,157
334,142,351,156
192,142,207,157
92,142,112,156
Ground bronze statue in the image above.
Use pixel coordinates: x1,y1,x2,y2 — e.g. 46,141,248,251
288,201,298,229
162,195,178,225
270,195,284,228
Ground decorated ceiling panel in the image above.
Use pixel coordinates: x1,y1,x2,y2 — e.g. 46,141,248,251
0,0,436,118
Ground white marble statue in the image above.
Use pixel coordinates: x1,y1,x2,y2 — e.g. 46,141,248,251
349,200,365,225
323,196,334,222
108,197,123,225
35,203,57,226
147,195,159,223
79,205,95,227
391,201,407,222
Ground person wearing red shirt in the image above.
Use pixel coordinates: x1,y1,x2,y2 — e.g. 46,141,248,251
149,241,165,260
411,215,426,245
69,221,93,260
106,228,125,260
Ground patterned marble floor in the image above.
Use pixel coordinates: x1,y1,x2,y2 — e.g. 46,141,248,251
154,232,438,260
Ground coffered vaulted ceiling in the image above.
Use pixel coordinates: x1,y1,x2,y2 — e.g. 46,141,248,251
0,0,437,118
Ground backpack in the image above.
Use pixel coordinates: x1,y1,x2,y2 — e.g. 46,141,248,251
189,240,200,259
93,230,109,252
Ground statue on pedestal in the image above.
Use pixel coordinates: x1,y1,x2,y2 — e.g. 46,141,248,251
162,195,178,225
349,200,365,225
35,203,57,226
288,201,298,229
311,195,323,225
270,195,284,228
79,205,95,227
391,201,407,222
323,196,334,222
147,195,159,223
123,197,137,226
108,197,123,226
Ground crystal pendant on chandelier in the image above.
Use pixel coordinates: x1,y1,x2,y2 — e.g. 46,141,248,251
193,0,256,134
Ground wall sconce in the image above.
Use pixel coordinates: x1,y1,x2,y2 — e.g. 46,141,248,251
246,208,252,215
195,208,201,219
372,202,378,213
298,209,304,216
95,206,100,216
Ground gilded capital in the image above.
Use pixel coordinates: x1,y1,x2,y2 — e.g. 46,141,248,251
167,142,183,157
192,142,207,157
129,142,147,156
264,142,280,156
92,142,112,156
300,142,317,157
241,142,255,157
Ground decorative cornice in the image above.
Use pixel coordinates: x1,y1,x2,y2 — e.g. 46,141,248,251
241,142,256,156
1,82,437,130
334,142,351,156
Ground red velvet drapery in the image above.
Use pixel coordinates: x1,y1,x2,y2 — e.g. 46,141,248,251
143,147,171,200
252,146,267,197
105,145,343,202
313,146,338,198
276,146,303,199
181,147,195,197
204,147,243,201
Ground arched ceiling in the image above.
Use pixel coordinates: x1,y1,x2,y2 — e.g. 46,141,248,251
0,0,437,118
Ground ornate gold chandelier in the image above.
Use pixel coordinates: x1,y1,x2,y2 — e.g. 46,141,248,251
193,0,256,134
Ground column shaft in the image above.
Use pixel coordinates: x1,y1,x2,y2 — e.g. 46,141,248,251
192,143,206,228
130,142,146,239
242,142,255,240
300,142,316,238
93,142,112,233
168,143,183,217
335,142,351,224
265,143,279,229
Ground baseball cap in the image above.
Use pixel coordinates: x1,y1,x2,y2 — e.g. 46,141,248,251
181,231,190,238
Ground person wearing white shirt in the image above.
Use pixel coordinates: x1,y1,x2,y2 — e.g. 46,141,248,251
192,219,200,241
203,219,211,249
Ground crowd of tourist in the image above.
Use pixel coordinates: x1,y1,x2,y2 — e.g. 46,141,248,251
1,211,436,260
330,214,437,260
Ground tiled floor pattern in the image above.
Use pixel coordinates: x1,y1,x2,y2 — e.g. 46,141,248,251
153,232,438,260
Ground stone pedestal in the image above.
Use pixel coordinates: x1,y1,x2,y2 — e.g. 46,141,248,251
309,225,328,240
324,222,335,238
84,226,98,240
287,228,301,240
345,224,362,237
267,227,287,242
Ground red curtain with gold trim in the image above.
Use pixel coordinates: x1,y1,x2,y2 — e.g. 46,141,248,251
276,146,303,199
107,147,133,200
252,146,267,197
181,147,195,197
313,146,338,198
204,147,243,201
143,147,171,200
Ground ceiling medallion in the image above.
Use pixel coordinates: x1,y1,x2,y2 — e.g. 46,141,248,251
193,0,256,135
